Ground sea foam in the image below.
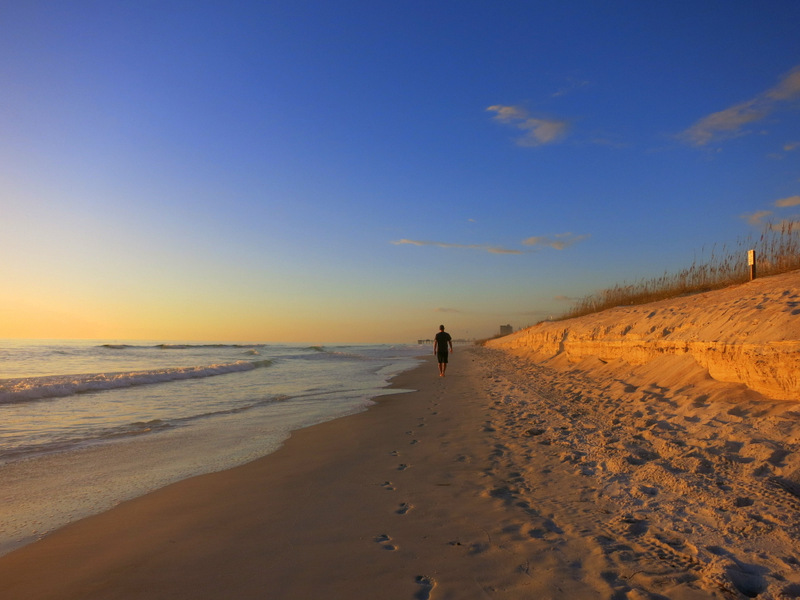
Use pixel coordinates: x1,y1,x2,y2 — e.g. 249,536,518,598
0,360,272,404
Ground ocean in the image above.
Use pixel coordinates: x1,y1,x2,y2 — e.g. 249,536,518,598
0,339,424,556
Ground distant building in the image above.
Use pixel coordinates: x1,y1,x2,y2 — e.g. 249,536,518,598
499,324,513,336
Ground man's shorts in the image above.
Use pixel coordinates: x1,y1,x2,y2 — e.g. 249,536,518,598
437,351,449,364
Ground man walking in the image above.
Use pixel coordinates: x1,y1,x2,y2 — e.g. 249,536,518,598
433,325,453,377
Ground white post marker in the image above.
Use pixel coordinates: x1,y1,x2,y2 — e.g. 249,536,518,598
748,249,756,281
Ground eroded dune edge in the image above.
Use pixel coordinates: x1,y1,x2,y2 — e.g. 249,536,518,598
485,270,800,598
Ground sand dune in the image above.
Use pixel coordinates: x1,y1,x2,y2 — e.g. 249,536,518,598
487,270,800,598
491,270,800,400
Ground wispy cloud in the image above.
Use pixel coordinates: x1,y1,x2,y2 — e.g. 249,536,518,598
775,195,800,208
681,65,800,146
741,195,800,226
742,210,773,226
768,140,800,160
551,77,590,98
522,232,590,250
487,105,569,147
391,239,523,254
393,232,590,254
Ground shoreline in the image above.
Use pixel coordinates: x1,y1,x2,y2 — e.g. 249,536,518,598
0,353,494,599
1,347,798,598
0,343,421,559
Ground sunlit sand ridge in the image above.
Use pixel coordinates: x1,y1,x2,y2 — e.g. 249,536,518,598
487,269,800,598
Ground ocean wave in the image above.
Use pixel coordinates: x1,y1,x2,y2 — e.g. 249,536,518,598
292,346,363,361
0,419,176,461
0,395,294,461
98,343,268,350
0,360,273,404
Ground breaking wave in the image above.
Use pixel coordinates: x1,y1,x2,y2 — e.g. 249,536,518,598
99,343,267,350
0,360,273,404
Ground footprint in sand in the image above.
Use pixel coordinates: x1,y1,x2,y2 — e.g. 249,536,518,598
374,533,398,551
396,502,413,515
381,481,396,491
620,514,649,537
414,575,436,600
398,463,411,471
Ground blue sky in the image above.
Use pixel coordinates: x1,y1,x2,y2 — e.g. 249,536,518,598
1,1,799,343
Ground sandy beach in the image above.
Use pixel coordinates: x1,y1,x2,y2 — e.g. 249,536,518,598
2,274,800,599
1,350,580,600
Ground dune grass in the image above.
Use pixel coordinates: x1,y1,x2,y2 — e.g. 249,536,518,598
560,221,800,321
